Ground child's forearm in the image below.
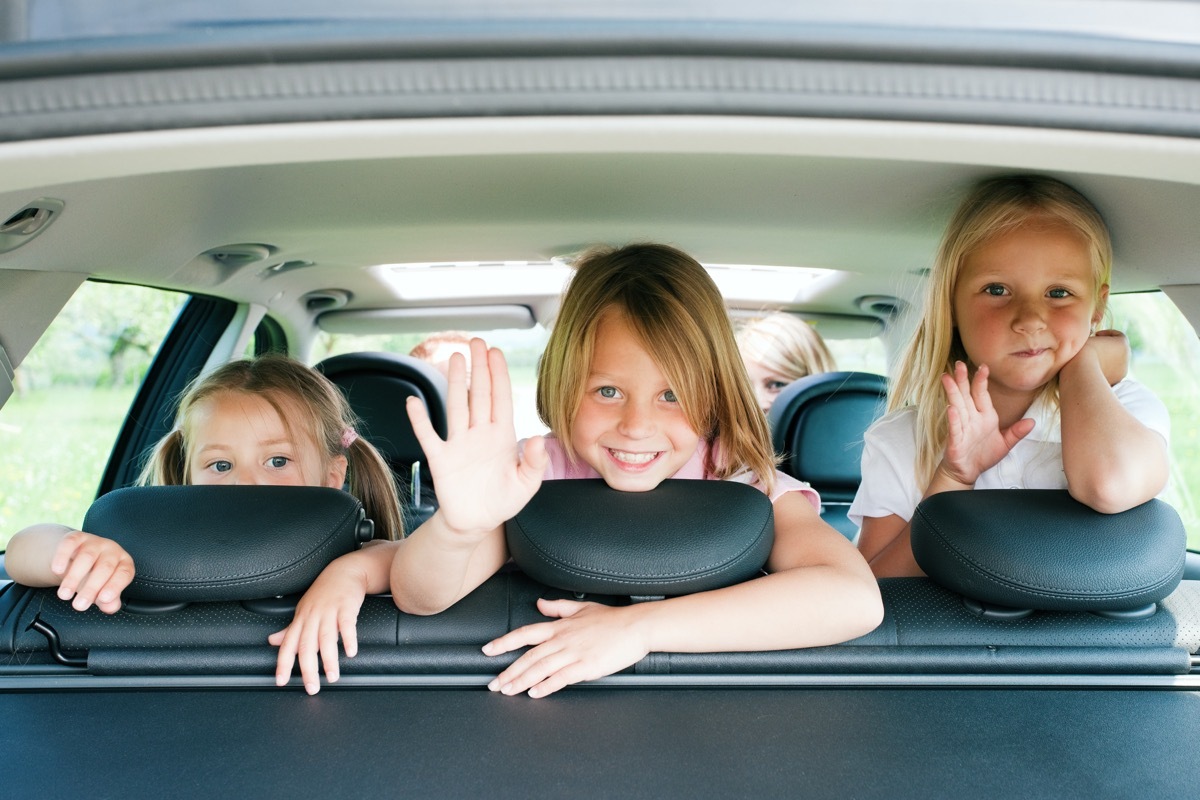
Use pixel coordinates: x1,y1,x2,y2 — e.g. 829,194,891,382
328,540,401,595
5,523,74,586
630,564,883,653
865,525,925,578
389,511,507,615
1060,351,1168,513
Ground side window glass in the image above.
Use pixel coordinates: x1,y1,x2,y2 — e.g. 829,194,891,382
1108,292,1200,550
0,282,186,549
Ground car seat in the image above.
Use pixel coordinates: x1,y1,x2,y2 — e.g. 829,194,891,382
767,371,888,541
316,351,448,529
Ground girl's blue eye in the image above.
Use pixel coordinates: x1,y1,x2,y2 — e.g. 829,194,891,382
1048,287,1071,299
767,380,789,392
663,389,678,403
598,386,618,399
984,284,1006,297
268,456,290,469
212,460,231,473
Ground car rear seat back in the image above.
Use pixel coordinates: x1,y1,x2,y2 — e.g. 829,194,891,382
767,371,888,541
316,351,449,529
2,483,1196,679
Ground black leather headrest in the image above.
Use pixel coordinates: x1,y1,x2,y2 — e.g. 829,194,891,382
911,490,1186,612
316,351,448,468
82,486,374,603
768,371,887,495
505,479,774,596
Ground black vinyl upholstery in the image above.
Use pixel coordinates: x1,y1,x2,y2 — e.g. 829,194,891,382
767,371,888,540
4,481,1197,679
912,490,1187,612
506,479,774,597
82,485,373,603
316,351,448,528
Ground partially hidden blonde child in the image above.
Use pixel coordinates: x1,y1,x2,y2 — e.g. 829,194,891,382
5,355,404,691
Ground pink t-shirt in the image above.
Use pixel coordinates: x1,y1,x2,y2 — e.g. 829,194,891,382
532,434,820,510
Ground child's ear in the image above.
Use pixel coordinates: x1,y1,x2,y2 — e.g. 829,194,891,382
1093,283,1111,325
325,454,349,489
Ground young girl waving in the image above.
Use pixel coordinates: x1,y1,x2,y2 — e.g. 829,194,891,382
392,243,883,698
5,355,404,691
852,175,1171,578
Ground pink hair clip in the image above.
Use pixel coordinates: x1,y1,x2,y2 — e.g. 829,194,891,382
341,428,358,449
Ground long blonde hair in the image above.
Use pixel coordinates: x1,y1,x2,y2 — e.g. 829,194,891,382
537,243,778,491
737,312,837,383
137,354,403,540
891,174,1113,486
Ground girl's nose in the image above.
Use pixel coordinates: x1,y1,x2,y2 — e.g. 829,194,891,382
229,466,262,486
1012,299,1047,332
617,402,656,438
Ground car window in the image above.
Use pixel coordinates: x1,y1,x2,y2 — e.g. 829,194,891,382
0,281,187,550
1108,291,1200,550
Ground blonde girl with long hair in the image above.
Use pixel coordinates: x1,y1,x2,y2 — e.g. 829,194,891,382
392,243,882,698
851,175,1171,577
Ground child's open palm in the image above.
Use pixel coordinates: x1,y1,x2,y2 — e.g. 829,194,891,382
406,339,548,539
940,361,1035,486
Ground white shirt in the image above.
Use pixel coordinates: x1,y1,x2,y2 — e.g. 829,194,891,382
848,378,1171,527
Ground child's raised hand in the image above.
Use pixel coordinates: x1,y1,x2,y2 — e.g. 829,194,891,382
406,338,548,539
939,361,1035,486
50,531,135,614
481,598,651,698
268,556,369,695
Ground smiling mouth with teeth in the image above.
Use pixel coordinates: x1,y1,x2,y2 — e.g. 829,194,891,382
608,449,660,465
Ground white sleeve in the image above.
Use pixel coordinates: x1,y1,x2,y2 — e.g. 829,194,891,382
1114,378,1171,445
848,410,924,527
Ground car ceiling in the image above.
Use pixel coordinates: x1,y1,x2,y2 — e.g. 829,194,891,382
4,3,1200,361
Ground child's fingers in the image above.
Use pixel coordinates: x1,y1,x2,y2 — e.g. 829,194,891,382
483,620,554,657
535,597,588,619
491,646,576,697
57,548,99,603
443,352,470,438
467,338,492,428
269,625,298,686
406,396,444,454
1003,417,1037,449
93,563,134,614
297,631,322,695
527,662,592,699
50,533,85,576
338,608,359,659
318,620,341,685
518,434,549,488
969,364,993,413
488,347,514,425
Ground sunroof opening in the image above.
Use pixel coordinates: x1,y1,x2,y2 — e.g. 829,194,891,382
378,260,838,305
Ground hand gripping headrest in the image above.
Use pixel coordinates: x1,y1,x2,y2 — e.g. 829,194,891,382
505,479,774,596
82,485,374,603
